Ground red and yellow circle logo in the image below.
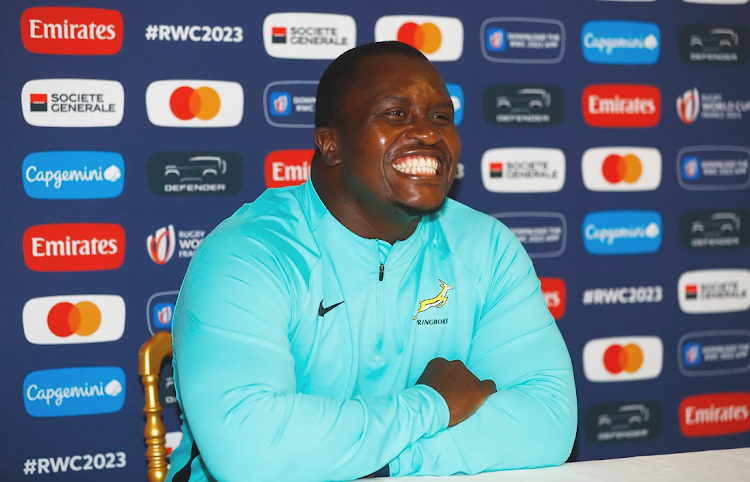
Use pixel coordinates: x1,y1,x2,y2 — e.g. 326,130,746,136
397,22,442,54
47,301,101,337
169,86,221,121
603,343,643,374
602,154,642,184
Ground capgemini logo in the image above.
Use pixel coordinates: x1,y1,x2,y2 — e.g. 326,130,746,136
147,225,175,265
677,88,700,125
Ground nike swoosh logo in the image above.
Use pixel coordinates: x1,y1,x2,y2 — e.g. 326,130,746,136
318,300,344,317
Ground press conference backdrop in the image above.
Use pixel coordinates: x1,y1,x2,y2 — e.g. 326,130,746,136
2,0,749,479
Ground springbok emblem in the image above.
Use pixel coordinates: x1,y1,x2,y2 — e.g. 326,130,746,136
413,279,453,320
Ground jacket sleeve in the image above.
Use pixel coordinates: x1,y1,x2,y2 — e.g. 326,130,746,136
390,227,577,476
172,231,450,482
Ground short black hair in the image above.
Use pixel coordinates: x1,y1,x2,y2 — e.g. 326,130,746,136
315,41,429,129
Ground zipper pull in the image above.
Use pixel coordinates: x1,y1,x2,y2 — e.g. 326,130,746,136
379,263,385,282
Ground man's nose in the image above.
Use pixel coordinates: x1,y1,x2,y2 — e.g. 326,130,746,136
405,115,442,144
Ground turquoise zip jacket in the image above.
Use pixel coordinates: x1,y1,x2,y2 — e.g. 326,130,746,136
167,179,576,481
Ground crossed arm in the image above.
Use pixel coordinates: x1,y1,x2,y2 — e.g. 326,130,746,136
173,234,576,481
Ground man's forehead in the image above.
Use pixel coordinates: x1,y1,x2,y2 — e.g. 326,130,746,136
349,54,448,97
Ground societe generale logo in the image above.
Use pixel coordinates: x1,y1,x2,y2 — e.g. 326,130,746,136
21,79,124,127
146,80,243,128
583,336,663,382
263,13,356,59
539,277,566,320
375,15,464,61
582,147,662,191
23,295,125,345
21,7,123,55
264,149,314,188
680,392,750,437
23,223,125,272
582,84,661,127
678,269,750,314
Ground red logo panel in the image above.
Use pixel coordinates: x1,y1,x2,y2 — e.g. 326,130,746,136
264,149,314,188
23,224,125,272
582,84,661,128
679,392,750,437
21,7,123,55
539,277,566,320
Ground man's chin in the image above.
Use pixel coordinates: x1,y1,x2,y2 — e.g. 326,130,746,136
390,197,446,218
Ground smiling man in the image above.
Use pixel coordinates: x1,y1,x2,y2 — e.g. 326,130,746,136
168,41,576,482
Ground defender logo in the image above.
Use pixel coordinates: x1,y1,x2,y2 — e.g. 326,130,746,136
679,210,749,249
585,401,661,443
482,84,563,126
148,151,242,197
678,25,749,64
413,280,453,320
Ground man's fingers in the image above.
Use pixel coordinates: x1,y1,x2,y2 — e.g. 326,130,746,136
481,379,498,394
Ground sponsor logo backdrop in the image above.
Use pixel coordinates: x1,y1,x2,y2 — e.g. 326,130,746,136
2,1,748,478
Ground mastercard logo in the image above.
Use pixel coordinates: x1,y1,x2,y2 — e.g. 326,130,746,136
583,336,663,382
397,22,442,54
48,301,101,337
23,295,125,345
375,15,464,61
581,147,661,192
169,86,220,121
146,80,243,128
602,154,642,184
603,343,643,373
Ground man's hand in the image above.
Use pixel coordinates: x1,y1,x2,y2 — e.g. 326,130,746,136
416,358,497,427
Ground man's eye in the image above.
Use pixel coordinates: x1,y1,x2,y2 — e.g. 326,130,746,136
386,109,405,117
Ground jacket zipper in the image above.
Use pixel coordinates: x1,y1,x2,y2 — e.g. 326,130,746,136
374,243,386,363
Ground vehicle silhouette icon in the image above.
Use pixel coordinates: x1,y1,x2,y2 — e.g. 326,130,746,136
691,212,740,237
164,156,227,183
496,89,551,113
597,404,650,431
690,29,739,52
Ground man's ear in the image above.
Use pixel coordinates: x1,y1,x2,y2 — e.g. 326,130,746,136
313,127,341,167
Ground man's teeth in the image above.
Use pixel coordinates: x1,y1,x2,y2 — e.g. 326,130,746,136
392,157,439,175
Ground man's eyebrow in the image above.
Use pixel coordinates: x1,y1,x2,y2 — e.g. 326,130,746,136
373,96,454,109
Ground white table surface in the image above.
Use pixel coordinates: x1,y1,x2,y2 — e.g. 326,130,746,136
376,447,750,482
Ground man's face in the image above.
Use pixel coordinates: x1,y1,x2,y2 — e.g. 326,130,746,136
331,54,462,219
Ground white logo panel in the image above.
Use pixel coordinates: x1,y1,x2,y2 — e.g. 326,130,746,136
374,15,464,61
145,80,243,128
582,147,662,191
583,336,664,382
263,13,356,59
678,269,750,314
481,148,566,193
22,79,124,127
23,295,125,345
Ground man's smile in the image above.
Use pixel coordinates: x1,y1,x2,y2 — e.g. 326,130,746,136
391,155,441,176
